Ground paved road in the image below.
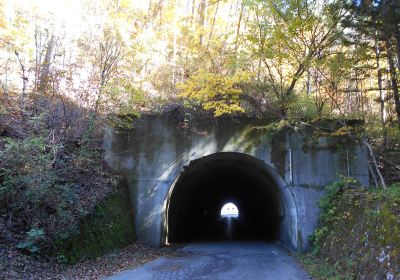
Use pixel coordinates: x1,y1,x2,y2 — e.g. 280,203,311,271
106,241,311,280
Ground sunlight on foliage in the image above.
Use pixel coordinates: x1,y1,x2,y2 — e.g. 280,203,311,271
177,70,250,117
307,179,400,279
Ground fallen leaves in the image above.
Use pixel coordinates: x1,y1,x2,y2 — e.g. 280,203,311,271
0,242,182,280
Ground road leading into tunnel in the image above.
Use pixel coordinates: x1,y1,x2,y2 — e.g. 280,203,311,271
106,242,311,280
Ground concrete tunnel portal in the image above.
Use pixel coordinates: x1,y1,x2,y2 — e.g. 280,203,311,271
165,152,298,247
104,116,370,250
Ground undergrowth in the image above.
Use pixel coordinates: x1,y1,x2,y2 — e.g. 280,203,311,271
301,178,400,279
0,97,127,262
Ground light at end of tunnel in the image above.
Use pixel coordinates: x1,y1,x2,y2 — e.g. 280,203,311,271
220,202,239,218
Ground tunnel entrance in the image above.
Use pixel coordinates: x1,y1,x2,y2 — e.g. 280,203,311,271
166,152,297,247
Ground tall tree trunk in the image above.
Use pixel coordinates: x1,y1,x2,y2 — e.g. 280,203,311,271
3,41,27,109
207,1,220,48
394,30,400,69
234,3,244,54
387,45,400,126
355,72,361,113
306,70,311,95
13,50,27,110
34,28,41,93
361,138,387,189
374,36,387,145
38,35,55,94
148,0,153,22
159,0,163,29
198,0,206,46
191,0,196,26
257,56,262,81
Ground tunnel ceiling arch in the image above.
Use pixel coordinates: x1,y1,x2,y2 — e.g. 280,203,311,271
166,152,298,247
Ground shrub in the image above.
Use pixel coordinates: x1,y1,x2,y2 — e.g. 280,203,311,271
308,180,400,279
0,113,117,256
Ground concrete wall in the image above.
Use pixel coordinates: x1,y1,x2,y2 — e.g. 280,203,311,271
103,113,369,250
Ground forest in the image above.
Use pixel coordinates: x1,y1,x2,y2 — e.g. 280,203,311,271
1,0,400,122
0,0,399,279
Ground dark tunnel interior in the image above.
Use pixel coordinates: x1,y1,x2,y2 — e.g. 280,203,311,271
167,153,284,243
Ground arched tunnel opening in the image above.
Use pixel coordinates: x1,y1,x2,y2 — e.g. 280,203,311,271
166,152,294,245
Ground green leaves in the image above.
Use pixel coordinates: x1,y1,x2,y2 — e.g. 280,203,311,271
17,228,46,254
101,82,146,116
244,0,346,116
309,179,400,278
0,113,118,256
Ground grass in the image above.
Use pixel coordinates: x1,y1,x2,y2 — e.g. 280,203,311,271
298,254,353,280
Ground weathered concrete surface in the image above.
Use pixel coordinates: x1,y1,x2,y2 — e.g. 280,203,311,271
106,241,311,280
104,113,369,250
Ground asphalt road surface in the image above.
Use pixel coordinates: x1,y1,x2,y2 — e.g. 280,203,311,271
106,241,311,280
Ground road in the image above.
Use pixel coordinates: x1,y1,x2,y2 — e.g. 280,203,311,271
106,241,311,280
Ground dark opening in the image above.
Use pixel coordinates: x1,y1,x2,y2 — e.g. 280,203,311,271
167,152,284,243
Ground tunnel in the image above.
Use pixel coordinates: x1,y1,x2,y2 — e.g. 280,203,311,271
166,152,297,246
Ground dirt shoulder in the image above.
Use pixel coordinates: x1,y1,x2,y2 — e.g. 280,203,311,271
1,243,182,280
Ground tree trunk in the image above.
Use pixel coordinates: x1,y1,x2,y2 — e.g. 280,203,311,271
284,63,306,98
207,1,220,47
361,138,387,189
198,0,206,46
148,0,153,22
387,46,400,126
374,36,387,146
306,70,311,95
13,50,27,110
234,3,244,54
38,35,56,94
394,30,400,70
375,37,386,126
191,0,196,26
21,69,27,109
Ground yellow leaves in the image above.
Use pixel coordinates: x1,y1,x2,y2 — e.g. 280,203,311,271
204,101,245,117
119,0,133,9
0,0,5,30
330,126,351,137
0,1,10,42
177,70,250,117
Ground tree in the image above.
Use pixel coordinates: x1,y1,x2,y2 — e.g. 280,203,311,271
246,0,348,116
345,0,400,125
177,69,249,116
36,31,57,95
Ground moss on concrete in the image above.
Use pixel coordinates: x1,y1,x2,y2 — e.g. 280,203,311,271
56,182,135,264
